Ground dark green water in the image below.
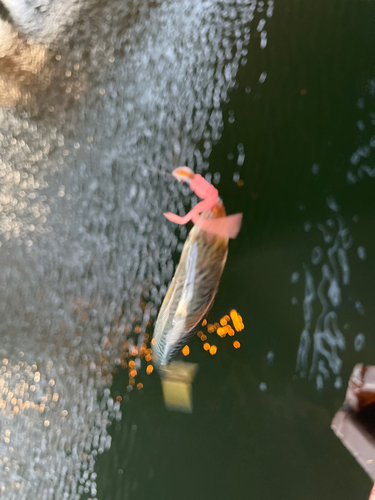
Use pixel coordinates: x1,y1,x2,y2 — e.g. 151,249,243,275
95,1,375,499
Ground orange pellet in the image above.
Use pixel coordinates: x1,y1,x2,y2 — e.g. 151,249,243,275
146,365,154,375
209,345,217,355
182,345,190,356
233,341,241,349
137,383,143,390
230,309,244,332
202,319,207,326
135,326,141,333
217,327,226,338
145,354,152,362
207,325,215,333
129,369,137,378
227,326,235,336
230,309,237,319
220,318,227,326
129,378,135,386
200,334,207,341
203,343,210,351
128,360,135,368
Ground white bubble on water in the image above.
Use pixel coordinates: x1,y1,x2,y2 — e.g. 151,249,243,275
357,246,366,260
260,31,267,49
354,333,365,352
266,351,274,366
291,272,300,283
259,71,267,83
311,164,319,175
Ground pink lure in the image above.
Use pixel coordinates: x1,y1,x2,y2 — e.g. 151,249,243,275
164,167,242,239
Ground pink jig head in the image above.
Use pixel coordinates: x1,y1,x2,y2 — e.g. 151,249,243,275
163,166,242,239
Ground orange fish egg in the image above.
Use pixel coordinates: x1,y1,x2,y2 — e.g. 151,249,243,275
209,345,217,355
137,383,143,390
233,341,241,349
203,343,210,351
145,354,152,362
202,319,207,326
200,334,207,341
129,369,137,378
182,345,190,356
220,318,227,326
128,360,135,368
146,365,154,375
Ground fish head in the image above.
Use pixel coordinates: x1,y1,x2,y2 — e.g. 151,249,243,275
171,166,195,185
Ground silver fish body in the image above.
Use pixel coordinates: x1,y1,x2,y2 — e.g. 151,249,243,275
153,200,228,371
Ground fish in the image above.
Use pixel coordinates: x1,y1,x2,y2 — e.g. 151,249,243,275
152,167,242,372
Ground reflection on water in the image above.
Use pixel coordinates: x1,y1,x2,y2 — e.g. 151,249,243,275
0,0,266,497
0,19,49,106
347,78,375,184
296,213,351,389
296,71,375,390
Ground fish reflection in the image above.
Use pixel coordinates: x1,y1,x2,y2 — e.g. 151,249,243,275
153,167,242,371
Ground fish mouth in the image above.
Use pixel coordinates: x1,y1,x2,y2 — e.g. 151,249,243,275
171,166,195,184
